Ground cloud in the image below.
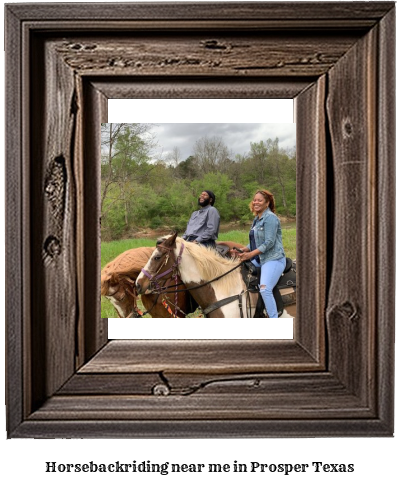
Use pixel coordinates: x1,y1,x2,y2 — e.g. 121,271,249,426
151,123,296,161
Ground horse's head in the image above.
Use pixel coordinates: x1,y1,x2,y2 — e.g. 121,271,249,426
136,233,179,295
101,272,141,318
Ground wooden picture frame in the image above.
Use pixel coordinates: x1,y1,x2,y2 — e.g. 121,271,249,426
5,2,395,438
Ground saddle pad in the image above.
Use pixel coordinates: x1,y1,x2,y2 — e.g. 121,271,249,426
277,260,296,289
241,260,296,291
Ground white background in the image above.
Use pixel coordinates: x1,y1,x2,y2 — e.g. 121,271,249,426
1,1,397,486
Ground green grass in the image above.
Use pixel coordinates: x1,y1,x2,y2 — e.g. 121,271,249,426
101,238,157,269
101,228,296,265
101,227,296,318
101,296,119,318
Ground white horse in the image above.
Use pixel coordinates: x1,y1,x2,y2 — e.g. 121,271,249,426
136,233,294,318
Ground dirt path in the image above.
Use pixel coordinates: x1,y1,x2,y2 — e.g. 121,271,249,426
124,218,296,240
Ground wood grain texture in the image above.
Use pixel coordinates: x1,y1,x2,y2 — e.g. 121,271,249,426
295,76,327,363
82,81,108,360
61,371,358,398
29,392,371,421
30,36,78,408
79,340,320,374
58,372,163,395
7,2,394,22
73,73,85,370
5,4,24,436
375,6,395,430
14,418,391,439
5,2,395,438
54,33,360,78
92,79,311,100
325,26,377,404
35,372,376,423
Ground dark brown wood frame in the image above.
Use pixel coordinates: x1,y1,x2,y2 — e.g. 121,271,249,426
5,2,395,438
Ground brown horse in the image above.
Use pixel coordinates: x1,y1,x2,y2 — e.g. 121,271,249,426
101,247,195,318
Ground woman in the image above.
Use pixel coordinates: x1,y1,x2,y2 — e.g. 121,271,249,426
233,189,286,318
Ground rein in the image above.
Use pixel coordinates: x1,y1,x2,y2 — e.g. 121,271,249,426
115,275,159,318
140,243,185,317
158,261,243,293
125,292,161,318
143,241,243,294
141,241,245,318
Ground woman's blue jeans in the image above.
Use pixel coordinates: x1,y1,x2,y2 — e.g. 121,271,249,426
251,257,286,318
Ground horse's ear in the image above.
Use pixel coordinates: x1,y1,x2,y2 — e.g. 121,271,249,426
164,232,178,248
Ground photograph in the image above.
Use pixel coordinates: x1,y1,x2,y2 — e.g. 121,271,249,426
101,122,297,338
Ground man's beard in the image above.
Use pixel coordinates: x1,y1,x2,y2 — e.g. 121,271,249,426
198,198,210,207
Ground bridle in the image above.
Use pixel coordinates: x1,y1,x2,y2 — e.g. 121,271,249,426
141,242,185,289
140,243,185,317
106,274,151,318
141,241,246,317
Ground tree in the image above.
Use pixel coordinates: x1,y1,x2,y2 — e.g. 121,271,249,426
176,155,199,180
100,127,297,240
101,122,127,216
268,138,296,215
193,136,231,173
247,137,296,215
101,123,156,225
249,140,273,185
166,146,182,168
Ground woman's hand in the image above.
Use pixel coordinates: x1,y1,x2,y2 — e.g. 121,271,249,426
230,247,249,258
239,251,254,262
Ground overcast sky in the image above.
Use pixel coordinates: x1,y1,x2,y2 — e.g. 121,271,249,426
151,123,296,162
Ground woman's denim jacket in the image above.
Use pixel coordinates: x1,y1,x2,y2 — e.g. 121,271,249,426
247,208,285,265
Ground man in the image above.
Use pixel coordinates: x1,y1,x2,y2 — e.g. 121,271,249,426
182,190,220,248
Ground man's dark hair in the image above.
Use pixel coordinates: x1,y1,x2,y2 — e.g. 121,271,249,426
204,190,216,206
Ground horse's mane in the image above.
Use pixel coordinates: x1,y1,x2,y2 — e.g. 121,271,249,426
101,246,154,296
174,237,242,290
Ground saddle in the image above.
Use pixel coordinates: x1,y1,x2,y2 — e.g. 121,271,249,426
241,258,296,317
215,243,231,258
